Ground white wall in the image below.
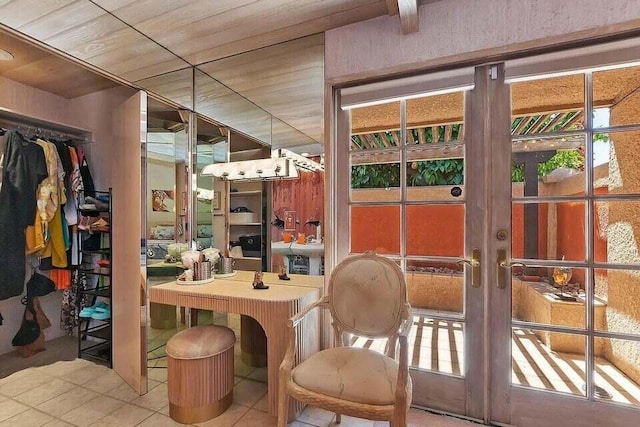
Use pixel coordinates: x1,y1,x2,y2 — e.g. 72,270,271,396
325,0,640,82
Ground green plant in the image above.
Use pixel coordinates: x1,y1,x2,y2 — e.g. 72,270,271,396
511,150,584,183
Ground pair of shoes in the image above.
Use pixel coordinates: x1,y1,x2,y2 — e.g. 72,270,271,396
79,302,110,320
96,259,110,268
90,218,109,232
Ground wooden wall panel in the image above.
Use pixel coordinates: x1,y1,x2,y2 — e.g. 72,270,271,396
110,90,145,394
325,0,640,83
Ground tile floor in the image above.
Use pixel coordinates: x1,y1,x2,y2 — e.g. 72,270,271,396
0,358,478,426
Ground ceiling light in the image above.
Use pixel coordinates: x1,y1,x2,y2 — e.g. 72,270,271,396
272,148,324,172
0,48,14,61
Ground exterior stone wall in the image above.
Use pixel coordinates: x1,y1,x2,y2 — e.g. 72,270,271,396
604,92,640,385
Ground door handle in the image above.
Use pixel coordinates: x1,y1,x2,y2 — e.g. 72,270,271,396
497,249,527,289
456,248,481,288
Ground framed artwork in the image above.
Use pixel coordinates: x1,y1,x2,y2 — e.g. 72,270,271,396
284,210,297,231
152,189,175,212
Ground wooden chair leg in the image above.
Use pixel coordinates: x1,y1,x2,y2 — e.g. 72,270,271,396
335,413,341,424
277,378,289,427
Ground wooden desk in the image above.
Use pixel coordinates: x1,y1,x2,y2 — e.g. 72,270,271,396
148,277,321,420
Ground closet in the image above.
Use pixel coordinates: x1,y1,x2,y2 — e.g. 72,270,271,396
0,30,146,394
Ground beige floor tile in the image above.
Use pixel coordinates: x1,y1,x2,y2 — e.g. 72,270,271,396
159,404,170,416
0,399,30,422
14,378,75,407
130,383,168,411
148,367,168,382
195,403,250,427
84,370,125,394
329,415,375,427
0,367,37,385
136,412,190,427
0,408,53,426
234,376,243,385
247,367,268,383
252,394,269,413
61,396,125,427
296,406,336,427
234,356,255,378
288,422,317,427
89,403,154,426
148,379,162,390
108,382,141,403
36,359,95,378
233,380,267,408
64,364,111,386
36,387,100,418
0,371,54,397
43,419,76,427
0,394,6,403
233,408,277,427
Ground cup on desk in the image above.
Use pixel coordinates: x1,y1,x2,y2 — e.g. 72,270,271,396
296,233,306,244
283,232,292,243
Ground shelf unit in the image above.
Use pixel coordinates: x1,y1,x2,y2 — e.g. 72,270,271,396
229,183,265,271
76,189,112,367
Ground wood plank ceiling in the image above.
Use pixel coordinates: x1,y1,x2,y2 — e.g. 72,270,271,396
0,28,118,98
0,0,419,149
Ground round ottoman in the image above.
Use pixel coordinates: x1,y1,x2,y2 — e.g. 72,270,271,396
167,325,236,424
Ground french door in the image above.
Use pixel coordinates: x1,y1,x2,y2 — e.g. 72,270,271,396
332,44,640,426
334,67,486,420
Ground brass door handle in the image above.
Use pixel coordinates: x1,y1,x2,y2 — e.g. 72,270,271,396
497,249,527,289
456,248,481,288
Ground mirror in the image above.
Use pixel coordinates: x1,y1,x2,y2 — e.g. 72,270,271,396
194,69,272,146
194,116,228,252
136,67,194,110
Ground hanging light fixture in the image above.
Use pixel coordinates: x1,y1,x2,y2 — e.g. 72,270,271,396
202,157,299,181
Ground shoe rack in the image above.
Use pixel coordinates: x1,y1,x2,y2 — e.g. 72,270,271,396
76,189,113,367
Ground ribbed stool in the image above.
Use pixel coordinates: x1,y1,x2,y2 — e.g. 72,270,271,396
167,325,235,424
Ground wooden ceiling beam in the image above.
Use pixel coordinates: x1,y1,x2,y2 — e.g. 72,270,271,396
539,112,567,133
379,132,391,148
513,116,532,136
398,0,419,34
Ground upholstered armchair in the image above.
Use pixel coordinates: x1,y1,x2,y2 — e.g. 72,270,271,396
278,252,413,427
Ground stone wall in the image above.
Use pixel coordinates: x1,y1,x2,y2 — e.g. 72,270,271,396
604,92,640,385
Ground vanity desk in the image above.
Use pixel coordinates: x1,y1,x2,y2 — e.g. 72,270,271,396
148,272,322,420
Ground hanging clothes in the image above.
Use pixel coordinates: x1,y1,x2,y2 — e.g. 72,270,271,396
0,132,48,324
77,147,95,197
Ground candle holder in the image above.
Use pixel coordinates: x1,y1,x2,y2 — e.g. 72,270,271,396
553,265,577,301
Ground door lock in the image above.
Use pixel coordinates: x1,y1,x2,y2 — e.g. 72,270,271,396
496,230,508,241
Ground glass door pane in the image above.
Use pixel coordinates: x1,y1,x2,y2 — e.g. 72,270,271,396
502,62,640,425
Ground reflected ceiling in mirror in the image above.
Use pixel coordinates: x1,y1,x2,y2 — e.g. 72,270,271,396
272,117,322,155
195,69,271,145
137,67,193,110
197,34,324,143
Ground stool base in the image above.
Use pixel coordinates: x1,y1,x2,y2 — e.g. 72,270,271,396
169,391,233,424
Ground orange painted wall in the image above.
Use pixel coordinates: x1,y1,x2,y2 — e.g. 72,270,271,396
405,205,464,257
271,169,324,270
556,188,608,284
351,205,400,254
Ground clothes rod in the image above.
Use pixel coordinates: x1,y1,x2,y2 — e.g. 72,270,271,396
0,107,94,145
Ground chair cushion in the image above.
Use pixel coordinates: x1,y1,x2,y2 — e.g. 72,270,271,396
292,347,398,405
166,325,235,359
